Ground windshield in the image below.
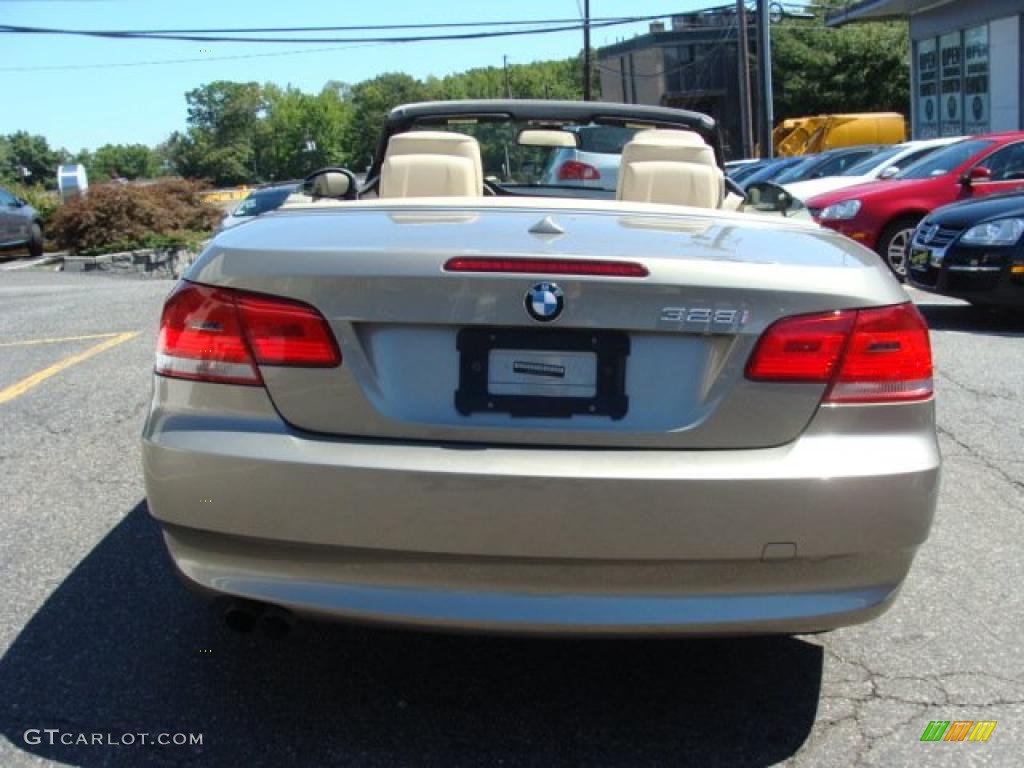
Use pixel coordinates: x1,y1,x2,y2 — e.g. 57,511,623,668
406,117,705,193
233,188,291,217
840,145,905,176
740,157,802,187
894,139,990,179
771,156,820,184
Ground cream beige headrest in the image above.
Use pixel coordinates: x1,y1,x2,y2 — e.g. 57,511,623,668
380,131,484,198
617,130,723,209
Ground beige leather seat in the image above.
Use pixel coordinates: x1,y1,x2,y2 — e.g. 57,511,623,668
616,130,724,209
379,131,484,198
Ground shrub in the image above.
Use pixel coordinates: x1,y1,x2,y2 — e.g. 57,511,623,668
6,182,60,227
48,178,222,255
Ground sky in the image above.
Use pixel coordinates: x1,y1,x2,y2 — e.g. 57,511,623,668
0,0,708,152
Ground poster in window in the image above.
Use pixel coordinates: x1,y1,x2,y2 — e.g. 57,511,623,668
963,26,989,134
917,39,938,138
940,31,962,136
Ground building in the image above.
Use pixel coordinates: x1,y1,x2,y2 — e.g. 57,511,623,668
828,0,1023,138
598,9,758,158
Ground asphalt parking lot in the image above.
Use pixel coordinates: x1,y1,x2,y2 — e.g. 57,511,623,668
1,270,1021,767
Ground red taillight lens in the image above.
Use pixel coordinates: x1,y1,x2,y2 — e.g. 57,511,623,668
556,160,601,181
827,304,932,403
745,310,855,382
746,303,932,403
156,282,340,386
236,294,341,366
444,257,648,277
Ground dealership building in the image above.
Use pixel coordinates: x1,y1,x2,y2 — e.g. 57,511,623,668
828,0,1024,138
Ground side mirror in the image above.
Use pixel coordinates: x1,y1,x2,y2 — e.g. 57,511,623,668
878,166,900,180
960,166,992,185
743,182,804,218
725,176,747,201
303,167,358,200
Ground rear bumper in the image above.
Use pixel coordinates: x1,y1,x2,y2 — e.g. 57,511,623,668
143,380,940,635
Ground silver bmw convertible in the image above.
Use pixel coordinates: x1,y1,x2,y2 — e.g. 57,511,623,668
142,101,939,636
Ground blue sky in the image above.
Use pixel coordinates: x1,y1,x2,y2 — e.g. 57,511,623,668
0,0,704,152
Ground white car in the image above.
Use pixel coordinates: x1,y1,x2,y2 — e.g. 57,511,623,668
783,137,964,202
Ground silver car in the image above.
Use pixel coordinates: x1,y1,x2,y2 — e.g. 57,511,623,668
537,124,638,190
142,101,939,636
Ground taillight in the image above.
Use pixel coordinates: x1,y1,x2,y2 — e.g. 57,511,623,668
557,160,601,181
828,304,932,403
746,302,932,403
156,282,340,386
444,257,648,277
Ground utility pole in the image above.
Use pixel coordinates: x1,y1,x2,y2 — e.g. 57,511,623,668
736,1,754,158
503,55,512,98
583,0,592,101
756,0,774,158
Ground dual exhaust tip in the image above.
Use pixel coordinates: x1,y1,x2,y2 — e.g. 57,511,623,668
222,599,296,639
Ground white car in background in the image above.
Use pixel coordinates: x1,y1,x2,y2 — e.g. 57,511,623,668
783,137,964,202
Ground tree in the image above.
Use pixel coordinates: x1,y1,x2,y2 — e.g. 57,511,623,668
346,73,427,170
166,81,265,185
89,143,160,181
771,18,910,119
185,81,265,143
255,84,353,181
0,132,66,189
423,56,591,102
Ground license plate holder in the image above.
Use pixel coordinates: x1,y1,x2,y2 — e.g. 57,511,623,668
455,328,629,419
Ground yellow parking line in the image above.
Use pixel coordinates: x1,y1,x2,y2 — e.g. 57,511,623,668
0,331,129,348
0,331,141,405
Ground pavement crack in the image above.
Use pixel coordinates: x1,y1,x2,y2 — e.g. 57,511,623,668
937,423,1024,495
936,369,1019,403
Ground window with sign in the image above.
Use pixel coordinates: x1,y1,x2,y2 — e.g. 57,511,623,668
963,26,989,134
917,39,938,138
939,31,962,137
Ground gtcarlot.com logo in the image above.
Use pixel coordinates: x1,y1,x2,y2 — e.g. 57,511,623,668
920,720,997,742
24,729,203,747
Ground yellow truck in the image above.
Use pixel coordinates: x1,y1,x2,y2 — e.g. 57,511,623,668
773,113,906,157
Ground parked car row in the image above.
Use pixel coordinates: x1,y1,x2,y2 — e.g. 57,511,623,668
806,133,1024,301
731,132,1024,308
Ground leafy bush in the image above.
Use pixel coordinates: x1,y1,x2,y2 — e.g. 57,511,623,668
48,179,221,255
6,182,60,227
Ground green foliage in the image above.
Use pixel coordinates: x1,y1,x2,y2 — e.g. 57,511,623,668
424,56,590,102
48,179,221,255
166,81,266,186
87,143,161,182
772,19,910,119
4,182,60,227
345,73,428,171
255,83,353,180
0,132,67,190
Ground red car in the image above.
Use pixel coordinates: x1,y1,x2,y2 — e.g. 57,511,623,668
806,132,1024,276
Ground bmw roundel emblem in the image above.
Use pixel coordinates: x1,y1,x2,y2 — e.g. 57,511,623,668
525,282,564,322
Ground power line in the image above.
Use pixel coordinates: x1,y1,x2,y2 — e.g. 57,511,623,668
0,15,665,44
0,43,378,72
0,17,635,35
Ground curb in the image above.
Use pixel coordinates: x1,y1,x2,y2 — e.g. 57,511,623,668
60,245,205,279
0,254,67,271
